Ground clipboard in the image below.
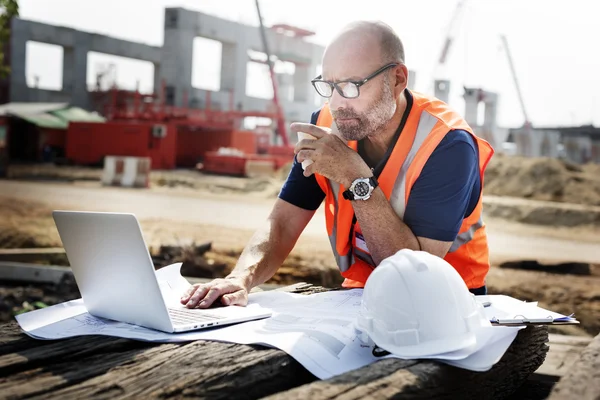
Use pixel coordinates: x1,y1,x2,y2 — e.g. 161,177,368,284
490,313,579,326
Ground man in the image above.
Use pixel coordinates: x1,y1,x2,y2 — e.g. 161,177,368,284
181,21,493,309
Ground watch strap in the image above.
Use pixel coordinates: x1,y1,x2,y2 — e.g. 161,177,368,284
342,187,354,200
368,176,379,189
342,176,378,200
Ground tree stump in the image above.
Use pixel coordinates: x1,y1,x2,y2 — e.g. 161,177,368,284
548,332,600,400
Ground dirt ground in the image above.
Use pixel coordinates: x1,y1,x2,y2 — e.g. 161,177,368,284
10,156,600,208
8,158,600,228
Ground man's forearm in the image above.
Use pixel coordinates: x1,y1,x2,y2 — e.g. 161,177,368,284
226,218,295,290
352,187,420,265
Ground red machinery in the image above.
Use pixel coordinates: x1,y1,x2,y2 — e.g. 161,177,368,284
93,81,280,129
72,80,293,175
255,0,288,149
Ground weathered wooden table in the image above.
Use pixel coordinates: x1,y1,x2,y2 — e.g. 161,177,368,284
0,285,552,400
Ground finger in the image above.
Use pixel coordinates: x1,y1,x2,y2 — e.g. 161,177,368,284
294,139,319,155
296,149,315,163
289,123,329,139
221,290,248,306
180,284,200,303
196,286,225,309
185,284,210,308
303,161,316,177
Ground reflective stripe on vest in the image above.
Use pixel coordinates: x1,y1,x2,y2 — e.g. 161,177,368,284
390,111,439,219
448,215,484,253
326,179,355,272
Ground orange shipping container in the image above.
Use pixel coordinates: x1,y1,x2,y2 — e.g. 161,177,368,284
66,121,176,170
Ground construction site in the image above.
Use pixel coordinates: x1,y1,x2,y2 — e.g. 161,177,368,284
0,1,599,399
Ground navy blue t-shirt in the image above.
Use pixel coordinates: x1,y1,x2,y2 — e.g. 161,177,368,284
279,96,481,242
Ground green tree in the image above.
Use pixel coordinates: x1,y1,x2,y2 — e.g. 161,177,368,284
0,0,19,78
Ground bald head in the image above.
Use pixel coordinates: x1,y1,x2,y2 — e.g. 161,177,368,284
319,21,408,142
326,21,405,66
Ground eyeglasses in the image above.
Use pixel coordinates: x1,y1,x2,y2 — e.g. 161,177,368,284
311,63,399,99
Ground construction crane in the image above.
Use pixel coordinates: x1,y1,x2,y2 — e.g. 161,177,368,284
254,0,289,147
500,34,531,130
437,1,468,69
430,0,469,86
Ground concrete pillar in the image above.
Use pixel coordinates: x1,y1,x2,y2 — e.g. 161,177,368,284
539,130,560,158
463,88,479,128
530,131,542,157
62,47,74,92
434,79,450,103
482,92,498,135
9,19,28,102
514,128,532,157
514,128,560,158
220,41,248,110
407,70,416,90
591,140,600,163
153,62,161,96
62,31,90,109
564,136,592,164
160,28,194,106
160,9,195,107
293,64,310,103
277,72,293,103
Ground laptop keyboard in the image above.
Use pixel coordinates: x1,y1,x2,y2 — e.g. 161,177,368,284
168,307,226,326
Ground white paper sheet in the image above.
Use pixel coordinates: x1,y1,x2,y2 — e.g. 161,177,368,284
441,327,520,371
14,264,569,379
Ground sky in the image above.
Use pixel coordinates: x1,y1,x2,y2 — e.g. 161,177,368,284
17,0,600,128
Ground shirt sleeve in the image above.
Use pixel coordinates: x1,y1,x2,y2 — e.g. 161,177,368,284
277,110,326,210
403,129,481,242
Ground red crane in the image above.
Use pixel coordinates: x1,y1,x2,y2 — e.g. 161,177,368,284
254,0,290,147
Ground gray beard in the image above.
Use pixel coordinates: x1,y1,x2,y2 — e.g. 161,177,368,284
336,80,397,141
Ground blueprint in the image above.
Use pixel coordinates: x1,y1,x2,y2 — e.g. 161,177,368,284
16,263,566,379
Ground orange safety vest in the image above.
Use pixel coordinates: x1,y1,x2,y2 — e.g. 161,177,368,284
314,90,494,289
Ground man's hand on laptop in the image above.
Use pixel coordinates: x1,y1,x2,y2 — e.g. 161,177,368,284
180,277,249,309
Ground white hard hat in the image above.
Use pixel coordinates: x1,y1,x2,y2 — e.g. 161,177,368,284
355,249,490,358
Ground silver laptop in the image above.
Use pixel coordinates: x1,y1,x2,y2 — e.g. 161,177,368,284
52,210,271,333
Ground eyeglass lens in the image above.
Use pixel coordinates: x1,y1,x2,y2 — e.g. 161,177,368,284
314,81,359,98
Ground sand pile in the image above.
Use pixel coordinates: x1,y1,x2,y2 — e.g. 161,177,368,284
485,154,600,206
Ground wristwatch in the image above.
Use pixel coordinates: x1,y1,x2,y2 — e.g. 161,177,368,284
343,176,378,201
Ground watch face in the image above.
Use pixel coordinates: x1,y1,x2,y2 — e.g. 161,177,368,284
354,181,370,197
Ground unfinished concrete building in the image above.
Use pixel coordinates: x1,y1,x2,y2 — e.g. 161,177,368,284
509,125,600,164
461,86,509,150
5,18,162,110
511,128,561,159
2,8,325,126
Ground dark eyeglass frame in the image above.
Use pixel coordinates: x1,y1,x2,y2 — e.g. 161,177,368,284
311,62,400,99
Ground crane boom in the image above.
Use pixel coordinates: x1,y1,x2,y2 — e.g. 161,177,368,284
254,0,289,146
500,34,530,126
437,0,467,66
429,0,468,95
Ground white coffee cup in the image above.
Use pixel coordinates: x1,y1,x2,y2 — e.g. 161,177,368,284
297,131,316,171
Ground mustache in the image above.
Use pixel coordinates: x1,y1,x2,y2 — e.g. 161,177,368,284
332,108,360,119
